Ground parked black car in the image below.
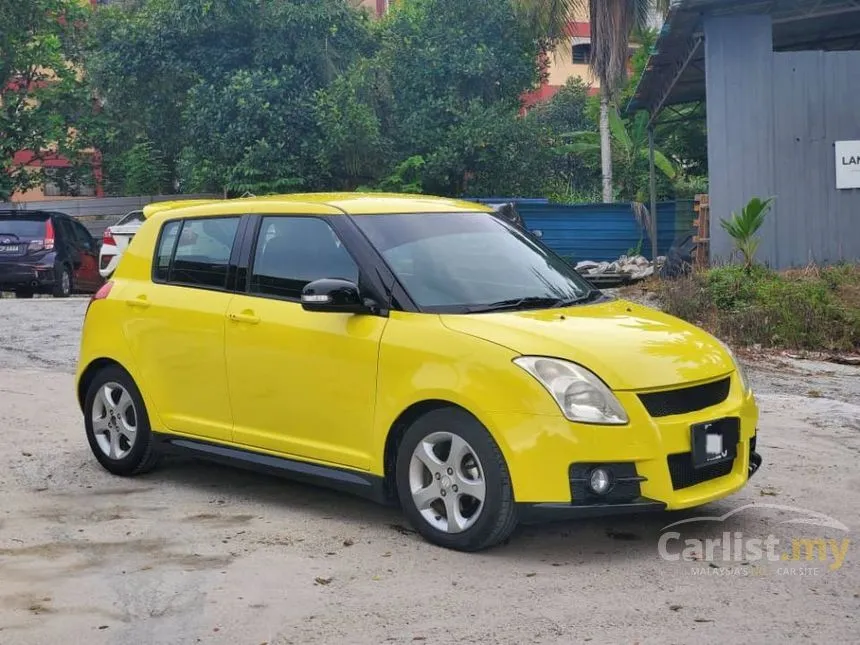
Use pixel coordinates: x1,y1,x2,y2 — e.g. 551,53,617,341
0,210,104,298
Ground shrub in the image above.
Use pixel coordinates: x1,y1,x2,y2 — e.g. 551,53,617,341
658,264,860,352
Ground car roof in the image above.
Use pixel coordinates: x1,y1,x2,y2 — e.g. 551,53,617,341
141,193,492,222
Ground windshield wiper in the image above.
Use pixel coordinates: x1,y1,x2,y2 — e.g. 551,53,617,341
467,296,567,313
560,289,604,306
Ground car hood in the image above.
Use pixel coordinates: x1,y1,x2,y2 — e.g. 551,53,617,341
440,299,734,391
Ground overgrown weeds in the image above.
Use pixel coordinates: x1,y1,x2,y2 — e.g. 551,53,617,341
657,264,860,352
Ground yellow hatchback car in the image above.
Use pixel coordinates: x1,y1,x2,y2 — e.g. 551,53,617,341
76,194,761,551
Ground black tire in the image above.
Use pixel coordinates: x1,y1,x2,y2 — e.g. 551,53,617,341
14,289,34,299
83,365,160,476
52,265,72,298
395,407,518,551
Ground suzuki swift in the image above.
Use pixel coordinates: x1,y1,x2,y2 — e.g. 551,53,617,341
76,194,761,551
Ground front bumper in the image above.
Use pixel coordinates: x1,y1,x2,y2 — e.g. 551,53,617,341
485,373,761,514
519,440,763,523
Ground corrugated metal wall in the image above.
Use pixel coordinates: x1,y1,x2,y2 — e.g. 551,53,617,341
705,15,776,266
516,201,694,262
772,51,860,267
705,14,860,268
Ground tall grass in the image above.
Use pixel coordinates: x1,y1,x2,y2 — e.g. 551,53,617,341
657,264,860,352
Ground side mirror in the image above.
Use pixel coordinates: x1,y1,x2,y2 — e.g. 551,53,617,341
301,278,371,314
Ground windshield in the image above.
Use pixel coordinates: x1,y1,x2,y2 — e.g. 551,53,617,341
355,212,596,313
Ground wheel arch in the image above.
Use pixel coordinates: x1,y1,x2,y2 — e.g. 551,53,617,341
76,357,131,413
381,399,485,501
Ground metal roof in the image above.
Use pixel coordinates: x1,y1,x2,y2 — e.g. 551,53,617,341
628,0,860,121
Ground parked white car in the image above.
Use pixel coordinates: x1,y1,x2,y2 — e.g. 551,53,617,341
98,210,145,279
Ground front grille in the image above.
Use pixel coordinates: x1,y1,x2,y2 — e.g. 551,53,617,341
667,452,735,490
639,377,731,417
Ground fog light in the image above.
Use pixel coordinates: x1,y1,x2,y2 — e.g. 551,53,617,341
589,468,613,495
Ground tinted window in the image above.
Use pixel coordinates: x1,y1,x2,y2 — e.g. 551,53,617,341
250,217,358,300
355,212,591,311
154,220,181,281
70,220,94,247
160,217,239,289
0,216,48,239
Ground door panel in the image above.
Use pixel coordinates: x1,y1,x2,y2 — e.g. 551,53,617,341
125,284,235,441
123,216,241,441
225,295,386,468
224,215,386,469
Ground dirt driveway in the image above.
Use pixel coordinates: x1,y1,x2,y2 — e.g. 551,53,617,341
1,299,858,644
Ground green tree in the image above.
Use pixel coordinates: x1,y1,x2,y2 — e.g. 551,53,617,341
530,77,600,200
514,0,670,202
87,0,373,195
323,0,542,195
115,139,169,195
0,0,95,201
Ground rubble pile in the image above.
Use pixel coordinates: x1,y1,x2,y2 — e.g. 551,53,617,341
575,255,666,283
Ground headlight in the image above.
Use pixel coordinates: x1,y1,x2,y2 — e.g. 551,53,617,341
513,357,628,425
717,340,751,394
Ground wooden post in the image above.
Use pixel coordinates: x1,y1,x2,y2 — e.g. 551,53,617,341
693,194,710,267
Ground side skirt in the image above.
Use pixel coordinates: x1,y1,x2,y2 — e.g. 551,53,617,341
155,434,390,505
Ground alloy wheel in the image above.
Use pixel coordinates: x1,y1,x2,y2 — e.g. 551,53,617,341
408,431,486,533
91,382,138,460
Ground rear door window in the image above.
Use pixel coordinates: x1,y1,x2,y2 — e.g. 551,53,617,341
155,217,240,289
70,220,95,250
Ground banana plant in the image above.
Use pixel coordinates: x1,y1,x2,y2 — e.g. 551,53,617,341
556,108,677,202
720,196,775,269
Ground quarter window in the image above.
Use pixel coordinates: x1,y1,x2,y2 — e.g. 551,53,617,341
154,217,240,289
154,220,181,281
250,217,358,300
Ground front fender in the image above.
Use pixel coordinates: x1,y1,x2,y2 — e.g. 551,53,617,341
371,312,559,477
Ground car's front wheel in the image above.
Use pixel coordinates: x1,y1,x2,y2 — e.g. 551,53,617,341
396,407,517,551
84,366,160,476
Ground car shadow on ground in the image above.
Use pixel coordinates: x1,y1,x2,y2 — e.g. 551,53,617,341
146,454,752,564
152,455,401,525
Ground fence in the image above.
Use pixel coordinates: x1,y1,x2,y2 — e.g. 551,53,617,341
475,199,695,262
2,194,696,262
0,194,220,237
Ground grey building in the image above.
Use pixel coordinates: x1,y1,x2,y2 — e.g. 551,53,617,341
630,0,860,268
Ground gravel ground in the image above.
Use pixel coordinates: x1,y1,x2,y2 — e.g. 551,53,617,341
1,298,859,644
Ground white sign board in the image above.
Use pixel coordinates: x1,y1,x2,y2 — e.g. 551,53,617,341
835,140,860,189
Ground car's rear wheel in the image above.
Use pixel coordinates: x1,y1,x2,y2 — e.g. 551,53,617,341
395,407,517,551
84,366,160,476
52,265,71,298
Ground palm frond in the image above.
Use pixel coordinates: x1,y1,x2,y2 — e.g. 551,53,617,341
720,196,775,267
512,0,586,45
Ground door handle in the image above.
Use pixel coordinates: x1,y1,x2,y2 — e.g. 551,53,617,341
228,311,260,325
127,295,150,309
